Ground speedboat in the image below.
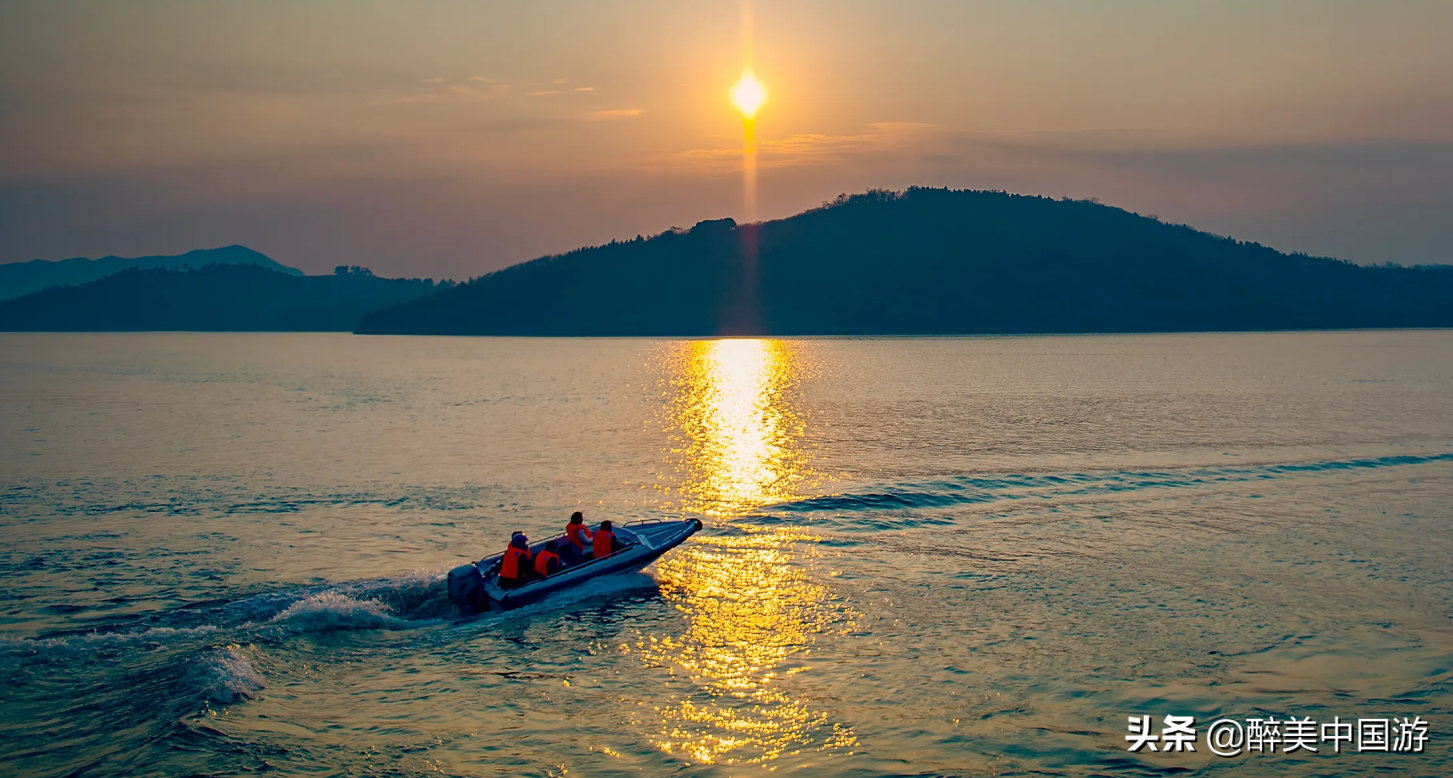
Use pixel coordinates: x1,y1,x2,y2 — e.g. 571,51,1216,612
446,519,703,614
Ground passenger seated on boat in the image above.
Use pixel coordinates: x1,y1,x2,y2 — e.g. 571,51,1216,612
534,540,563,578
593,520,625,559
564,512,593,562
499,533,534,589
557,538,582,567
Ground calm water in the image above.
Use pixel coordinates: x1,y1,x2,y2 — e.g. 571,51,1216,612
1,332,1451,777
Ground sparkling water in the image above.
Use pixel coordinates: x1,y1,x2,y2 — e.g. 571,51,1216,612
2,331,1450,776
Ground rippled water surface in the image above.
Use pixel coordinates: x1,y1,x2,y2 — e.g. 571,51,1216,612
2,332,1451,777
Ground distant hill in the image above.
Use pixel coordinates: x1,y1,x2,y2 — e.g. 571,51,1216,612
0,246,301,301
0,263,446,332
356,188,1453,336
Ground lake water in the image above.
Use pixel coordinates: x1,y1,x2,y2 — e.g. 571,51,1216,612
1,331,1450,777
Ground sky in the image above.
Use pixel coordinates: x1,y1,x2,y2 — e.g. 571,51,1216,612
1,0,1451,278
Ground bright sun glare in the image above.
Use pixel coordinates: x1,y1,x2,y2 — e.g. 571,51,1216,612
730,70,767,119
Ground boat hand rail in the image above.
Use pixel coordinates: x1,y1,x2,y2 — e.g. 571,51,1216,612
626,518,703,527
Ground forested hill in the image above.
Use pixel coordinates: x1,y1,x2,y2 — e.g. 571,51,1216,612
0,245,299,301
354,188,1453,336
0,263,445,332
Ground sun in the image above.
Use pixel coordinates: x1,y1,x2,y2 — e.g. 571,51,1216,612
730,70,767,119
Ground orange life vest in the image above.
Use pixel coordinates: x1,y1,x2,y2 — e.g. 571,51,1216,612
501,546,532,579
566,522,593,549
535,550,561,577
593,529,615,558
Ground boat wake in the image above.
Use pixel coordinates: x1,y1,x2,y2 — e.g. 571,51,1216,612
266,591,436,633
0,570,452,663
765,450,1453,530
194,645,267,704
0,571,462,726
0,562,667,717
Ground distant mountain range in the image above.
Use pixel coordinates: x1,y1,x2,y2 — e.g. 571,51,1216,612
0,263,445,332
356,188,1453,336
0,245,300,301
4,189,1450,335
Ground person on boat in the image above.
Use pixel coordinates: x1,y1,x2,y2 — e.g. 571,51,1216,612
534,540,563,578
499,532,534,589
564,512,593,560
560,512,592,565
593,520,624,559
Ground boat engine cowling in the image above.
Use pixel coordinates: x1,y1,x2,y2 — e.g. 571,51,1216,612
447,564,488,616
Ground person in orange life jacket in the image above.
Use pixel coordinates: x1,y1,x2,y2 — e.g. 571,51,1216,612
534,540,563,578
562,511,593,565
499,532,534,589
593,520,624,559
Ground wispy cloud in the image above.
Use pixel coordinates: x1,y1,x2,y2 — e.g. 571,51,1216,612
588,108,645,121
653,122,936,173
574,86,596,93
527,90,563,97
403,76,511,103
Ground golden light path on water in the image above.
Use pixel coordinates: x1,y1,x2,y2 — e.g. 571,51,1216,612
672,339,803,516
628,340,857,767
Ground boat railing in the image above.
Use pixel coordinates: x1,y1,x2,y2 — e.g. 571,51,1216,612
625,518,702,528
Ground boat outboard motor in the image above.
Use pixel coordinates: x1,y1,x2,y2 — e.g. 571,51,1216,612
447,564,489,616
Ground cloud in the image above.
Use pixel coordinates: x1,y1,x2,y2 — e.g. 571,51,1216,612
460,82,511,97
587,108,645,121
406,77,511,102
551,79,567,85
574,87,596,93
527,90,563,97
653,122,935,173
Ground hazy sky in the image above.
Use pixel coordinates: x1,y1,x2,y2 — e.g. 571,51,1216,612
2,0,1450,277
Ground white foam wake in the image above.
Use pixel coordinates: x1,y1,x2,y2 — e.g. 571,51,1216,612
267,591,436,632
196,644,266,704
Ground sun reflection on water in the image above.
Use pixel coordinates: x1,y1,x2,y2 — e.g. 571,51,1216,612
632,339,856,766
662,338,810,517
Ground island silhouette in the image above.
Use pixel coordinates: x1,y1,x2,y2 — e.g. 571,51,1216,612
356,188,1453,336
3,188,1449,335
0,245,299,301
0,263,445,332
